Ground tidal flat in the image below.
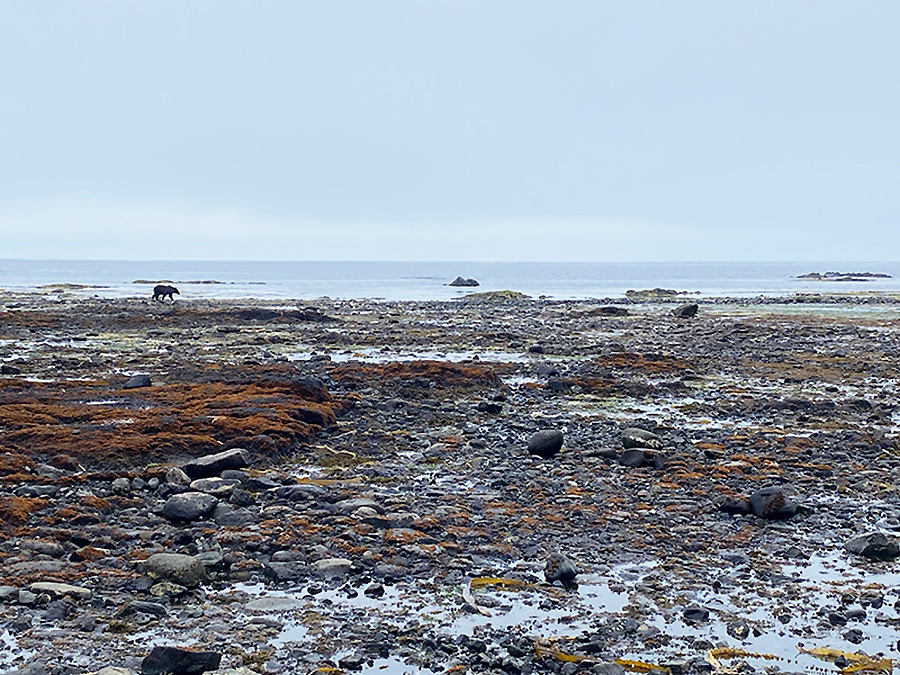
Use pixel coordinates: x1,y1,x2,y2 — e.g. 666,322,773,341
1,291,899,675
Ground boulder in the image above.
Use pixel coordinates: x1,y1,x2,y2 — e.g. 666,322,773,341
544,553,578,589
673,303,699,318
845,532,900,561
621,428,662,450
123,374,152,389
160,492,218,522
182,449,250,479
145,553,208,588
527,430,564,458
749,486,798,520
141,645,221,675
448,276,479,287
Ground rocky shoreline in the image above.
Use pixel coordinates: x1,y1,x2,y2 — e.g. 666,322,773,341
1,291,899,675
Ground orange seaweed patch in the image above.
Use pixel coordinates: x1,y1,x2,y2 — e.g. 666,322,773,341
0,372,339,470
0,496,48,529
593,351,692,374
330,360,500,389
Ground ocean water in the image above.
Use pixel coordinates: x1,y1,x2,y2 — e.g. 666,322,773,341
1,260,899,301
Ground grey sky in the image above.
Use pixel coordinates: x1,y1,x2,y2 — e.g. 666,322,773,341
1,1,897,261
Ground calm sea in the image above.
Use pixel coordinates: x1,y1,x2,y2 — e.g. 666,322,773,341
1,260,899,301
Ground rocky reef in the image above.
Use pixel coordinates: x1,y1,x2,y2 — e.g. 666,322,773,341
1,292,899,675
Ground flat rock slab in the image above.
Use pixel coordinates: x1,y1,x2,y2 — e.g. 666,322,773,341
182,448,250,479
245,596,304,612
311,557,353,578
29,582,92,600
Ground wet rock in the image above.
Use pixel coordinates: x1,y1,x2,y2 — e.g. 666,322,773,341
182,448,250,479
592,664,626,675
844,628,864,644
160,491,218,521
265,561,308,582
618,448,653,468
527,429,564,458
726,620,750,639
123,373,152,389
621,428,662,450
145,553,208,588
1,363,22,375
0,585,18,602
141,645,221,674
673,303,699,318
683,605,709,623
476,400,503,414
337,654,366,670
749,486,798,520
364,583,385,598
118,600,169,618
311,557,353,578
845,532,900,560
718,496,751,515
544,553,578,589
29,582,92,600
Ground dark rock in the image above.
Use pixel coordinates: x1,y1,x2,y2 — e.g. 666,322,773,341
160,492,218,522
683,605,709,623
544,553,578,589
527,430,564,458
593,306,629,316
1,363,22,375
448,276,479,287
182,448,250,479
264,561,308,582
476,401,503,414
621,428,662,450
618,448,653,468
749,486,798,520
726,620,750,639
118,600,169,618
718,496,752,515
338,654,366,671
673,303,699,318
123,373,152,389
364,583,385,598
845,532,900,561
141,645,221,674
527,344,545,354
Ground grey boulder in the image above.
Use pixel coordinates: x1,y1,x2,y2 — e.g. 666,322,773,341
160,492,218,522
845,532,900,561
145,553,208,588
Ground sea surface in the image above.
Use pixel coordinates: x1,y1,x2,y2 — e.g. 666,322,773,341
1,260,900,302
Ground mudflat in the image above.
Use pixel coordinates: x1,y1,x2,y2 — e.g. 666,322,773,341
2,291,899,674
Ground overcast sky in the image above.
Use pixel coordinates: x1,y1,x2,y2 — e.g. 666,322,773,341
1,1,897,261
